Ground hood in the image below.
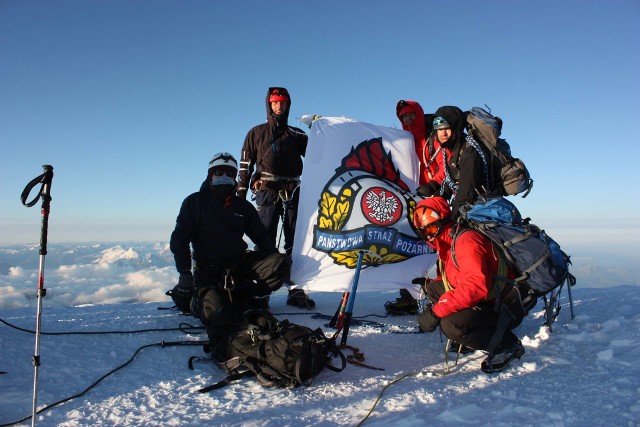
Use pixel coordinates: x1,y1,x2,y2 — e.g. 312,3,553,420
396,100,426,145
266,86,291,128
433,105,465,147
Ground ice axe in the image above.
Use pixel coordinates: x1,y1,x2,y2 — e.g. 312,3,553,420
21,164,54,427
330,250,381,346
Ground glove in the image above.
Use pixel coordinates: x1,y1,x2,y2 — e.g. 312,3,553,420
417,306,440,332
416,181,441,197
177,272,194,290
167,272,195,313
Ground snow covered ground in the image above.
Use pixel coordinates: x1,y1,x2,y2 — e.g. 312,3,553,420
1,284,639,427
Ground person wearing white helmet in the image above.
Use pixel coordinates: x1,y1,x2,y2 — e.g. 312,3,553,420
170,152,290,345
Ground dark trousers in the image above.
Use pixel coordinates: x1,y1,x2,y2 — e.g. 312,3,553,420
425,280,524,351
255,189,299,256
194,250,290,344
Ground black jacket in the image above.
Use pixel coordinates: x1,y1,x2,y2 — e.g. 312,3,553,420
238,87,307,195
170,188,275,273
434,106,492,216
445,141,489,215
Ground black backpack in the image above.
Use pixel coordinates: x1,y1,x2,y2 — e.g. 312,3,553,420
199,310,346,391
465,107,533,198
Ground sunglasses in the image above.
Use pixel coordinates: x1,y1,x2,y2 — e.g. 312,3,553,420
212,167,236,178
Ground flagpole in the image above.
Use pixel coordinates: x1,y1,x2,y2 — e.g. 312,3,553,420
340,250,365,346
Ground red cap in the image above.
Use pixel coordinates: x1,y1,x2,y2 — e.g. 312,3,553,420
269,88,290,103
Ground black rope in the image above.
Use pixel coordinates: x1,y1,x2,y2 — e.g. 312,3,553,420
1,309,421,339
0,340,207,427
0,308,420,426
0,317,205,336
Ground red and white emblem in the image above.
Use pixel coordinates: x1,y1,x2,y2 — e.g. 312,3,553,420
361,186,402,226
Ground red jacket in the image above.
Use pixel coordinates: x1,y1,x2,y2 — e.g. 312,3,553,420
396,100,446,186
427,224,514,319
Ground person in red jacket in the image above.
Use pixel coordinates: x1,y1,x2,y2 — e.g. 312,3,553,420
412,196,528,373
384,100,446,316
395,100,445,194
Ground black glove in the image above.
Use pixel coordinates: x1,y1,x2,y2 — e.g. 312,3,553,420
166,272,195,313
411,276,433,295
177,272,194,289
417,306,440,332
416,181,441,197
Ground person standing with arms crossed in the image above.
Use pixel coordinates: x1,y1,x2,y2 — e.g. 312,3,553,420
237,87,315,309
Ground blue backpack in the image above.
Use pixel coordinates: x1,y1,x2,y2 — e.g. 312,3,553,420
453,197,576,327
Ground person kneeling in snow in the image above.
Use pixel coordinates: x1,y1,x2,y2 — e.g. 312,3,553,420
169,152,291,345
413,196,528,373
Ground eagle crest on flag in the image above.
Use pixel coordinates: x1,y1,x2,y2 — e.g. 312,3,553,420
312,137,433,269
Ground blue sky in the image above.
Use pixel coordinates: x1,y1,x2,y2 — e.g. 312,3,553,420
1,0,639,254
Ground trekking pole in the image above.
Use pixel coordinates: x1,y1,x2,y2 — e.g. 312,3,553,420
20,164,54,427
566,273,576,320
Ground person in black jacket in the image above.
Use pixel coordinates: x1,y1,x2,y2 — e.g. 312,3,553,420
237,87,315,309
429,106,498,217
170,152,290,344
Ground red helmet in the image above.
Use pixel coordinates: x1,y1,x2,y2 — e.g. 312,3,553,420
413,197,451,239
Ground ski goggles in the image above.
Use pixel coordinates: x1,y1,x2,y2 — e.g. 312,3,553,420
433,116,450,130
417,221,443,240
414,206,448,239
212,166,237,178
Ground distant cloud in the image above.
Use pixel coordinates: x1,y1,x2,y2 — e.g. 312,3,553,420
0,242,638,309
0,243,175,309
8,266,24,277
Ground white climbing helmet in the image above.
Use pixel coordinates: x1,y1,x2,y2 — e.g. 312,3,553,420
208,152,238,170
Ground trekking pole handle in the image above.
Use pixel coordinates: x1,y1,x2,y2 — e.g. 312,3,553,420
21,165,54,256
21,165,54,208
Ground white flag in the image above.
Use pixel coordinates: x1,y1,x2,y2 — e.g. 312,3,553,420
291,117,437,296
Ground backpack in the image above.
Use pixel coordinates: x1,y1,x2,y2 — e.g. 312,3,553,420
454,197,576,327
199,310,346,391
465,107,533,198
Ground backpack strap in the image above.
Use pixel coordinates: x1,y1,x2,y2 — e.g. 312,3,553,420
198,371,254,393
423,143,442,180
464,136,491,194
326,345,348,372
